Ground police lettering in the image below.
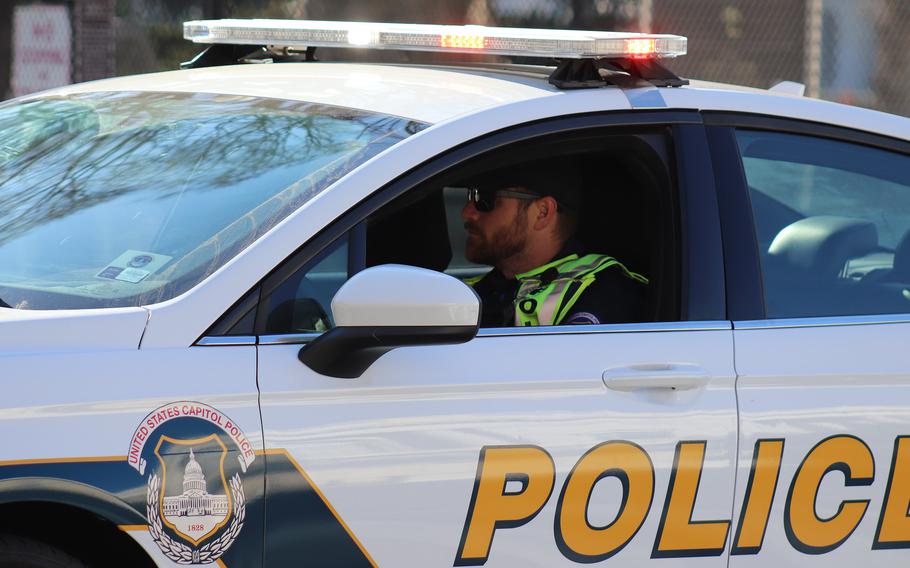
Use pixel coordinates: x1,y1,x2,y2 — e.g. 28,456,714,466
518,299,537,315
455,446,554,566
456,434,910,565
873,436,910,549
652,442,730,558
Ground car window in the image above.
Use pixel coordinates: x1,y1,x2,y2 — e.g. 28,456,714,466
260,236,348,335
257,128,679,336
0,92,425,310
737,129,910,319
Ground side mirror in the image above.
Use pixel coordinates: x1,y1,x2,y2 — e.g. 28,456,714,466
298,265,480,378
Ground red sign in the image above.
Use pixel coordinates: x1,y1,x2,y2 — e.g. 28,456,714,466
12,5,72,97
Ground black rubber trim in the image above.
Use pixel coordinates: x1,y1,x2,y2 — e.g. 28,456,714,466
348,221,367,277
549,58,689,89
180,44,267,69
298,325,478,378
0,478,147,525
180,44,318,69
702,112,910,155
705,125,765,320
254,110,703,334
672,124,726,321
202,285,261,338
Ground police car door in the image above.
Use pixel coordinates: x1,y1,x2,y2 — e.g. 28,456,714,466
708,118,910,566
252,115,738,566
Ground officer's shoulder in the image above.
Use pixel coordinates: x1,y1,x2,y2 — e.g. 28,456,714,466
584,255,647,285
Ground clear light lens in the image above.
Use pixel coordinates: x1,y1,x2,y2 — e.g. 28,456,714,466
347,29,377,46
183,19,688,60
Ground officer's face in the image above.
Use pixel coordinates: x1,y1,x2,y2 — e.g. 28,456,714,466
462,193,532,267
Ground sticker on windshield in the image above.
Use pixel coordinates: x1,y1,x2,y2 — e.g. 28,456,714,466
96,250,172,283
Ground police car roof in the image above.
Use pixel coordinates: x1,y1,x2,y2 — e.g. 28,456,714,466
44,61,910,141
49,63,560,124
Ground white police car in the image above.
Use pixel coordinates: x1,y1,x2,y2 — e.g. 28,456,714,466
1,19,909,568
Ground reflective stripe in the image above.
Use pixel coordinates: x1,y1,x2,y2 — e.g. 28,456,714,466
515,254,602,326
463,274,485,287
513,254,647,326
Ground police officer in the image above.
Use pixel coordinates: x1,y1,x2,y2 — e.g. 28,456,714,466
461,163,649,327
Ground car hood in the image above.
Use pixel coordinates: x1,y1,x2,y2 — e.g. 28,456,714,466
0,307,149,353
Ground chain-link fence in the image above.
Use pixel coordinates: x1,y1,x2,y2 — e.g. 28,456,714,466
2,1,72,99
2,0,910,116
650,0,904,114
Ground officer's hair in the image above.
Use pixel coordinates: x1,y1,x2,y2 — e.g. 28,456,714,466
557,205,578,241
518,198,578,240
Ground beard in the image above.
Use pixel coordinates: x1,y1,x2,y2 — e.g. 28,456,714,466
464,211,528,267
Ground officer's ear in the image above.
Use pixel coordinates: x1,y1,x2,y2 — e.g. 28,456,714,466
531,196,559,231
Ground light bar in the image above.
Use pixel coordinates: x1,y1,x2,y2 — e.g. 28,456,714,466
183,19,687,60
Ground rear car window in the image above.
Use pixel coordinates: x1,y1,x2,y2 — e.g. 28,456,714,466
0,91,425,309
737,129,910,319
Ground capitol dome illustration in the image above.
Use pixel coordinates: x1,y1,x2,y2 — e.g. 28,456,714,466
162,448,229,518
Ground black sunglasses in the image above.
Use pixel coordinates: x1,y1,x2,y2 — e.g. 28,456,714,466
465,187,538,212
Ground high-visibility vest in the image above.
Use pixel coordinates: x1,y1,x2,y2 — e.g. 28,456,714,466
510,253,647,326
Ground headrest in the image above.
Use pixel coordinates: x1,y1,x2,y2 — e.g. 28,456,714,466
892,230,910,278
768,216,877,277
366,190,452,271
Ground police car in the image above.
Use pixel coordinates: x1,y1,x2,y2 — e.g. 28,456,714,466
0,19,909,568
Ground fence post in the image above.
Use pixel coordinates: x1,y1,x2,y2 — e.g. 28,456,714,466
0,2,12,98
640,0,653,32
804,0,823,98
73,0,115,83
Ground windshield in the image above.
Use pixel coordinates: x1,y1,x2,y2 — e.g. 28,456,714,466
0,91,425,309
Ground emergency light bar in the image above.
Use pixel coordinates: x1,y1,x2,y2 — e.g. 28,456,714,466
183,19,687,60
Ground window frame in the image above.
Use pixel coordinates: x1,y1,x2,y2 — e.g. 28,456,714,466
704,111,910,325
203,110,725,342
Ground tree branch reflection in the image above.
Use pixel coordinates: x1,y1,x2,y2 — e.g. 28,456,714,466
0,92,422,247
0,91,425,309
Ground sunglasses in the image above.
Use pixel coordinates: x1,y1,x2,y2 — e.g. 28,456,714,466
465,187,538,212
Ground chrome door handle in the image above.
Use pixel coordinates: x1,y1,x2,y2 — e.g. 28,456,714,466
602,364,710,391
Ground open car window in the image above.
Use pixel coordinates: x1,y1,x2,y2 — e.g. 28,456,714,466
256,127,681,335
0,91,425,310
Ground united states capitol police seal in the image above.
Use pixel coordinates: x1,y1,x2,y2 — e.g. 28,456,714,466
127,401,256,564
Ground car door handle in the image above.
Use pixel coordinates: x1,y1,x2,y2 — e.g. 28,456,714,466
602,364,710,391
